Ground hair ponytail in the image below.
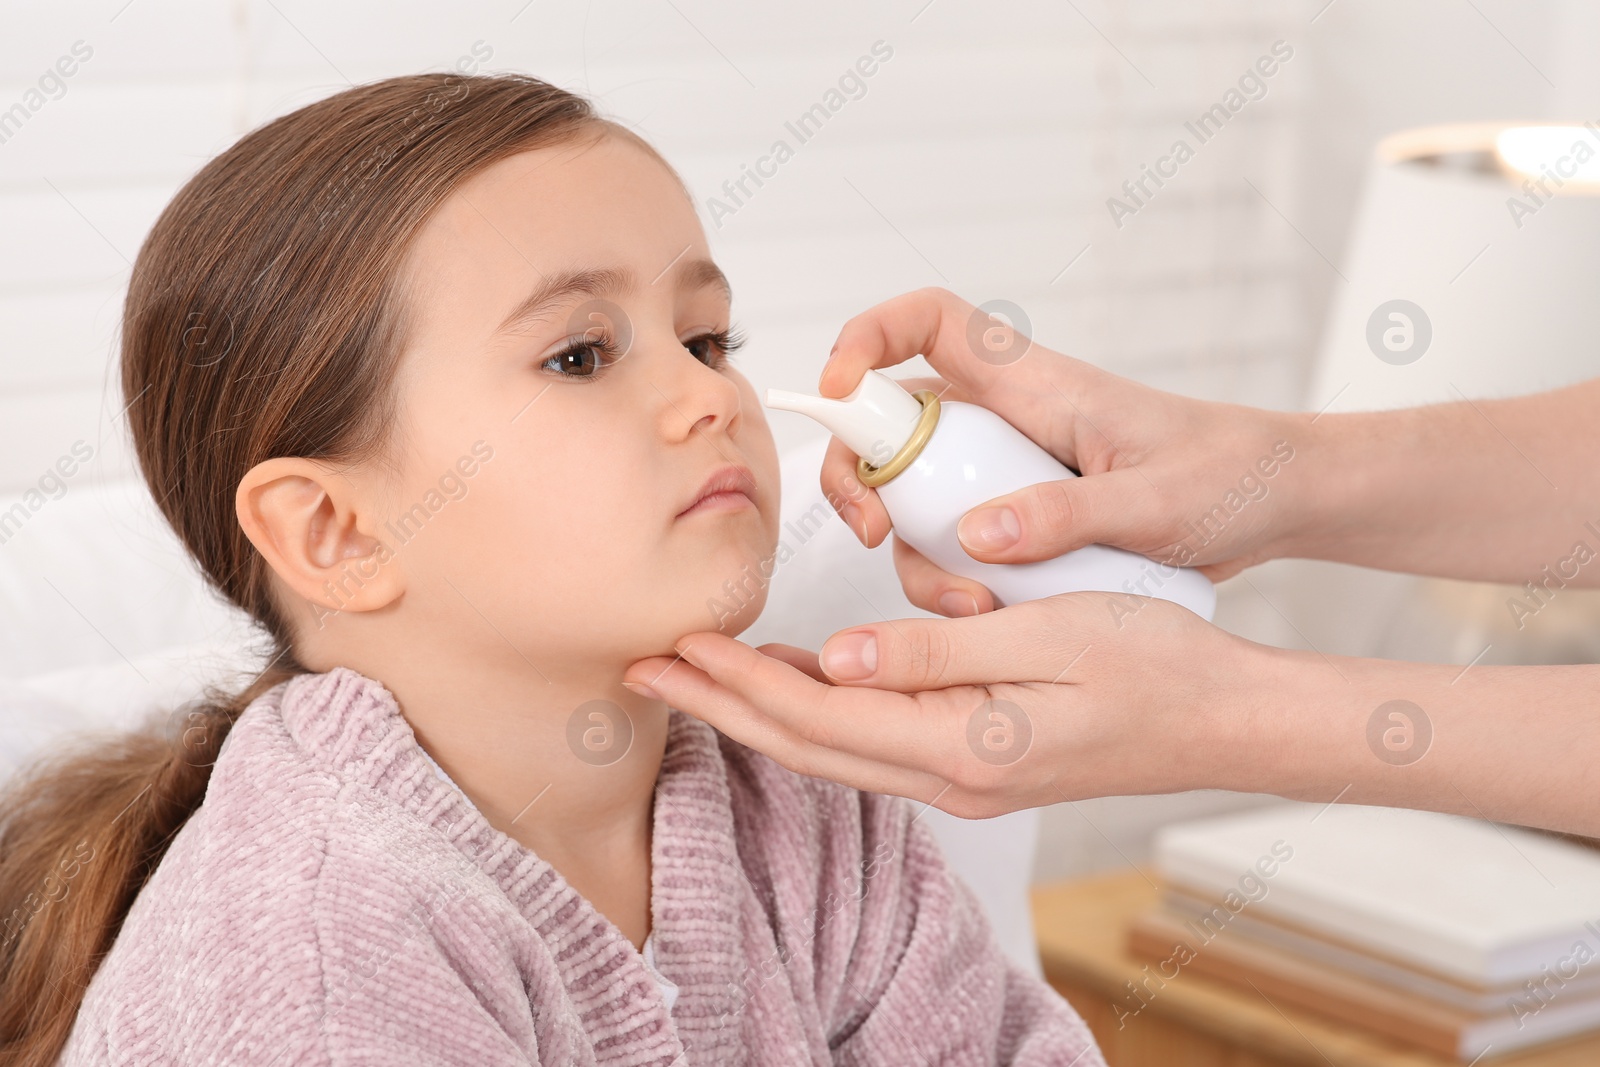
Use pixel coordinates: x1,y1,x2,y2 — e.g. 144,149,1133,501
0,71,654,1064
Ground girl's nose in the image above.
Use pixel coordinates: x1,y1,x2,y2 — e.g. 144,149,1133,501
654,340,743,441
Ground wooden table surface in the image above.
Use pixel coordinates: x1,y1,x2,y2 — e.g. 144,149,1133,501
1030,869,1600,1067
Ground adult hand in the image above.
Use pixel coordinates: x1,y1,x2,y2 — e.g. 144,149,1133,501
624,592,1265,819
819,287,1317,616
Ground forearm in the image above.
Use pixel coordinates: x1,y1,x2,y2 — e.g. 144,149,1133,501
1275,377,1600,585
1227,643,1600,836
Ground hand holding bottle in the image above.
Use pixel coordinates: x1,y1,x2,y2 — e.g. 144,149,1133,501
768,367,1218,617
816,287,1317,616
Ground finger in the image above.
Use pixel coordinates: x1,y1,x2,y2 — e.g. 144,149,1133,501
819,288,1041,413
823,289,1124,475
821,288,996,400
820,289,939,397
955,468,1170,565
815,595,1105,690
627,655,937,799
1195,557,1249,583
657,633,963,773
820,435,890,548
625,650,827,765
625,638,954,797
890,534,996,617
753,642,830,683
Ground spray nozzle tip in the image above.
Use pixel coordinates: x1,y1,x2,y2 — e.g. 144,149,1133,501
758,370,927,461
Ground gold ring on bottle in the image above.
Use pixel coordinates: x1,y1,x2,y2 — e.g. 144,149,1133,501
856,390,941,488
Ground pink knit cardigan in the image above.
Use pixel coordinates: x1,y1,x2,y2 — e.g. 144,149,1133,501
58,666,1104,1065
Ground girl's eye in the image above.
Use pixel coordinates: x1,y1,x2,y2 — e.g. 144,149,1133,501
539,333,621,382
685,324,747,369
538,323,747,382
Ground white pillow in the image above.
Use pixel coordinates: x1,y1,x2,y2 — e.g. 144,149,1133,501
0,476,254,678
0,475,266,775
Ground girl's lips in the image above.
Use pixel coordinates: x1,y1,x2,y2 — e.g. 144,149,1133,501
677,488,755,517
678,463,757,517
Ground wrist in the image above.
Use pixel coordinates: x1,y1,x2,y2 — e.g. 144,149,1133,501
1197,637,1358,798
1156,629,1307,795
1262,407,1350,563
1269,397,1419,565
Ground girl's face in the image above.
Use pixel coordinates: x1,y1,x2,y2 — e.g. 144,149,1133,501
376,132,780,678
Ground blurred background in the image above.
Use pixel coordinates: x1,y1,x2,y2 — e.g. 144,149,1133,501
4,0,1600,902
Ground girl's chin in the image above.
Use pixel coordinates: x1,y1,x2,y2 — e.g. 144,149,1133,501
699,588,768,639
642,534,778,635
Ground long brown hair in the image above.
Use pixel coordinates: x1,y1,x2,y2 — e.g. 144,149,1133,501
0,72,661,1065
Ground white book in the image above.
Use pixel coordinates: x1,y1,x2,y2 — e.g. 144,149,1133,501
1132,906,1600,1060
1160,889,1600,1013
1152,802,1600,989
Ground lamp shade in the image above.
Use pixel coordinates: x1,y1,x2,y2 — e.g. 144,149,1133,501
1309,122,1600,413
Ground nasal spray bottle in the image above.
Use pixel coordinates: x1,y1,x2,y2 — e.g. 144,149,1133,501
764,370,1216,620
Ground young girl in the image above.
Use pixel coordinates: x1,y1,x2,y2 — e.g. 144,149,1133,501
0,73,1105,1066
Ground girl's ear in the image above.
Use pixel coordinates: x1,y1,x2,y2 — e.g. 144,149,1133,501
234,457,404,623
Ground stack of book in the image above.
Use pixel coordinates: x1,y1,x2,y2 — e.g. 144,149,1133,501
1128,803,1600,1061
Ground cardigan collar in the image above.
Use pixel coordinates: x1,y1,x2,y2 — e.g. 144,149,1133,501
271,665,749,1064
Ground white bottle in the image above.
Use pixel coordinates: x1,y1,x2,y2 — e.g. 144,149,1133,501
764,370,1216,620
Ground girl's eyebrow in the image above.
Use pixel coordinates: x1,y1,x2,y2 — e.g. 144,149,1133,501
494,259,732,336
674,258,732,302
496,266,631,336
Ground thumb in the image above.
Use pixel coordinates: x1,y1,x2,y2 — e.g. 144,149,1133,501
955,468,1167,564
817,594,1105,690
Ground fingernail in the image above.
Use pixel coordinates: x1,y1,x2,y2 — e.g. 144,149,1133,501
840,502,865,541
622,681,660,700
938,590,980,617
821,631,877,680
958,506,1020,551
